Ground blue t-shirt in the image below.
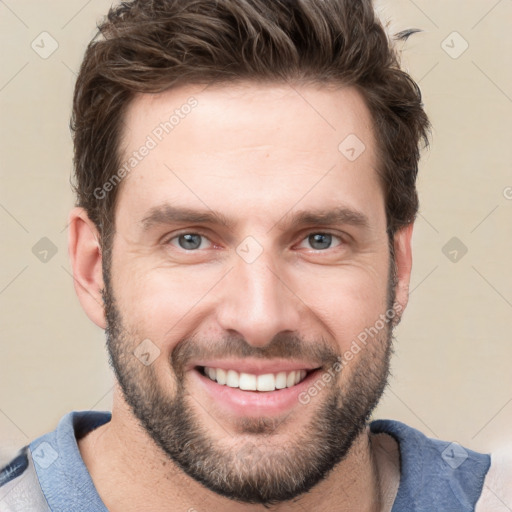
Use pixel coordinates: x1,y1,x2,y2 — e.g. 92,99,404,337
0,411,492,511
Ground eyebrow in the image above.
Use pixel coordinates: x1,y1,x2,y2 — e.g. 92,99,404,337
140,205,233,231
139,204,370,232
274,206,369,231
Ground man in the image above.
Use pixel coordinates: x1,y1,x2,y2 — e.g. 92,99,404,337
0,0,510,510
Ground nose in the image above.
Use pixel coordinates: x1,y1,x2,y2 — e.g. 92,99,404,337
215,249,303,348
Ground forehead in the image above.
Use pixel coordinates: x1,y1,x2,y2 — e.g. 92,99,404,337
121,81,376,157
115,81,383,231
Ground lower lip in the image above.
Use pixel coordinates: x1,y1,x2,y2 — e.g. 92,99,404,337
191,368,322,417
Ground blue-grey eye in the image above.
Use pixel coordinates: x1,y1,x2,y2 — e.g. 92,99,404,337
308,233,333,250
178,233,203,250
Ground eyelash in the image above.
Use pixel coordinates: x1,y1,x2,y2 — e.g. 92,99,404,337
164,231,345,252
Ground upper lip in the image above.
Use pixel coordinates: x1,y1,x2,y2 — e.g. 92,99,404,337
189,359,322,375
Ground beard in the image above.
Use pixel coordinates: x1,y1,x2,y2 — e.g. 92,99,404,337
102,258,398,506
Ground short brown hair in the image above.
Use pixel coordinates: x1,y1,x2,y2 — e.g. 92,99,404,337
71,0,430,250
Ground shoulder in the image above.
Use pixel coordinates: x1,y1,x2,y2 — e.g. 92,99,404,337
475,446,512,512
0,447,50,511
0,447,30,487
370,419,492,509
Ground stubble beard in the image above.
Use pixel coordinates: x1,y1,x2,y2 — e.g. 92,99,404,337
102,256,398,506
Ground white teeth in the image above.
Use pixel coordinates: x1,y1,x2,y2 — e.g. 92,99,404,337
226,369,239,388
216,368,227,385
275,372,287,389
239,373,257,391
257,373,275,392
202,367,310,391
286,371,296,388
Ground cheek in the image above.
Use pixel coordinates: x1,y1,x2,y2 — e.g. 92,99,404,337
113,262,221,350
112,242,390,357
293,263,390,350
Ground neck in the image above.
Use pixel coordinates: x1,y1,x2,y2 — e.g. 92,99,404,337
78,390,399,512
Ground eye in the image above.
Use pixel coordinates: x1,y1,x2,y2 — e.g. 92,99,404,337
298,232,343,251
167,233,212,251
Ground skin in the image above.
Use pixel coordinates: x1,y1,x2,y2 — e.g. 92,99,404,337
69,82,413,511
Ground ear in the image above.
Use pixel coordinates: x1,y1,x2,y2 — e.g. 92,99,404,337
392,223,414,319
67,207,106,329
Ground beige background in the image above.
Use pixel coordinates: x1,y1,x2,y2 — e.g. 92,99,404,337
0,0,511,463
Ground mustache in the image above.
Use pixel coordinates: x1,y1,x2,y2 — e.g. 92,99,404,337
171,332,341,376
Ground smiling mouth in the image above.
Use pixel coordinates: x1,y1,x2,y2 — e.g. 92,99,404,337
196,366,318,392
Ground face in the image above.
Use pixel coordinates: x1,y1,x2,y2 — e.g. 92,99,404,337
101,82,405,505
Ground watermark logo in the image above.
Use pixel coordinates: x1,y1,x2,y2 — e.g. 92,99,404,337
441,31,469,59
32,442,59,469
31,32,59,59
338,134,366,162
133,338,160,366
236,236,264,264
441,442,468,469
32,237,58,263
236,441,264,466
442,236,468,263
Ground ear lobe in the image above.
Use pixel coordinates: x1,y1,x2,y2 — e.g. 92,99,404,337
392,223,414,321
67,207,106,329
